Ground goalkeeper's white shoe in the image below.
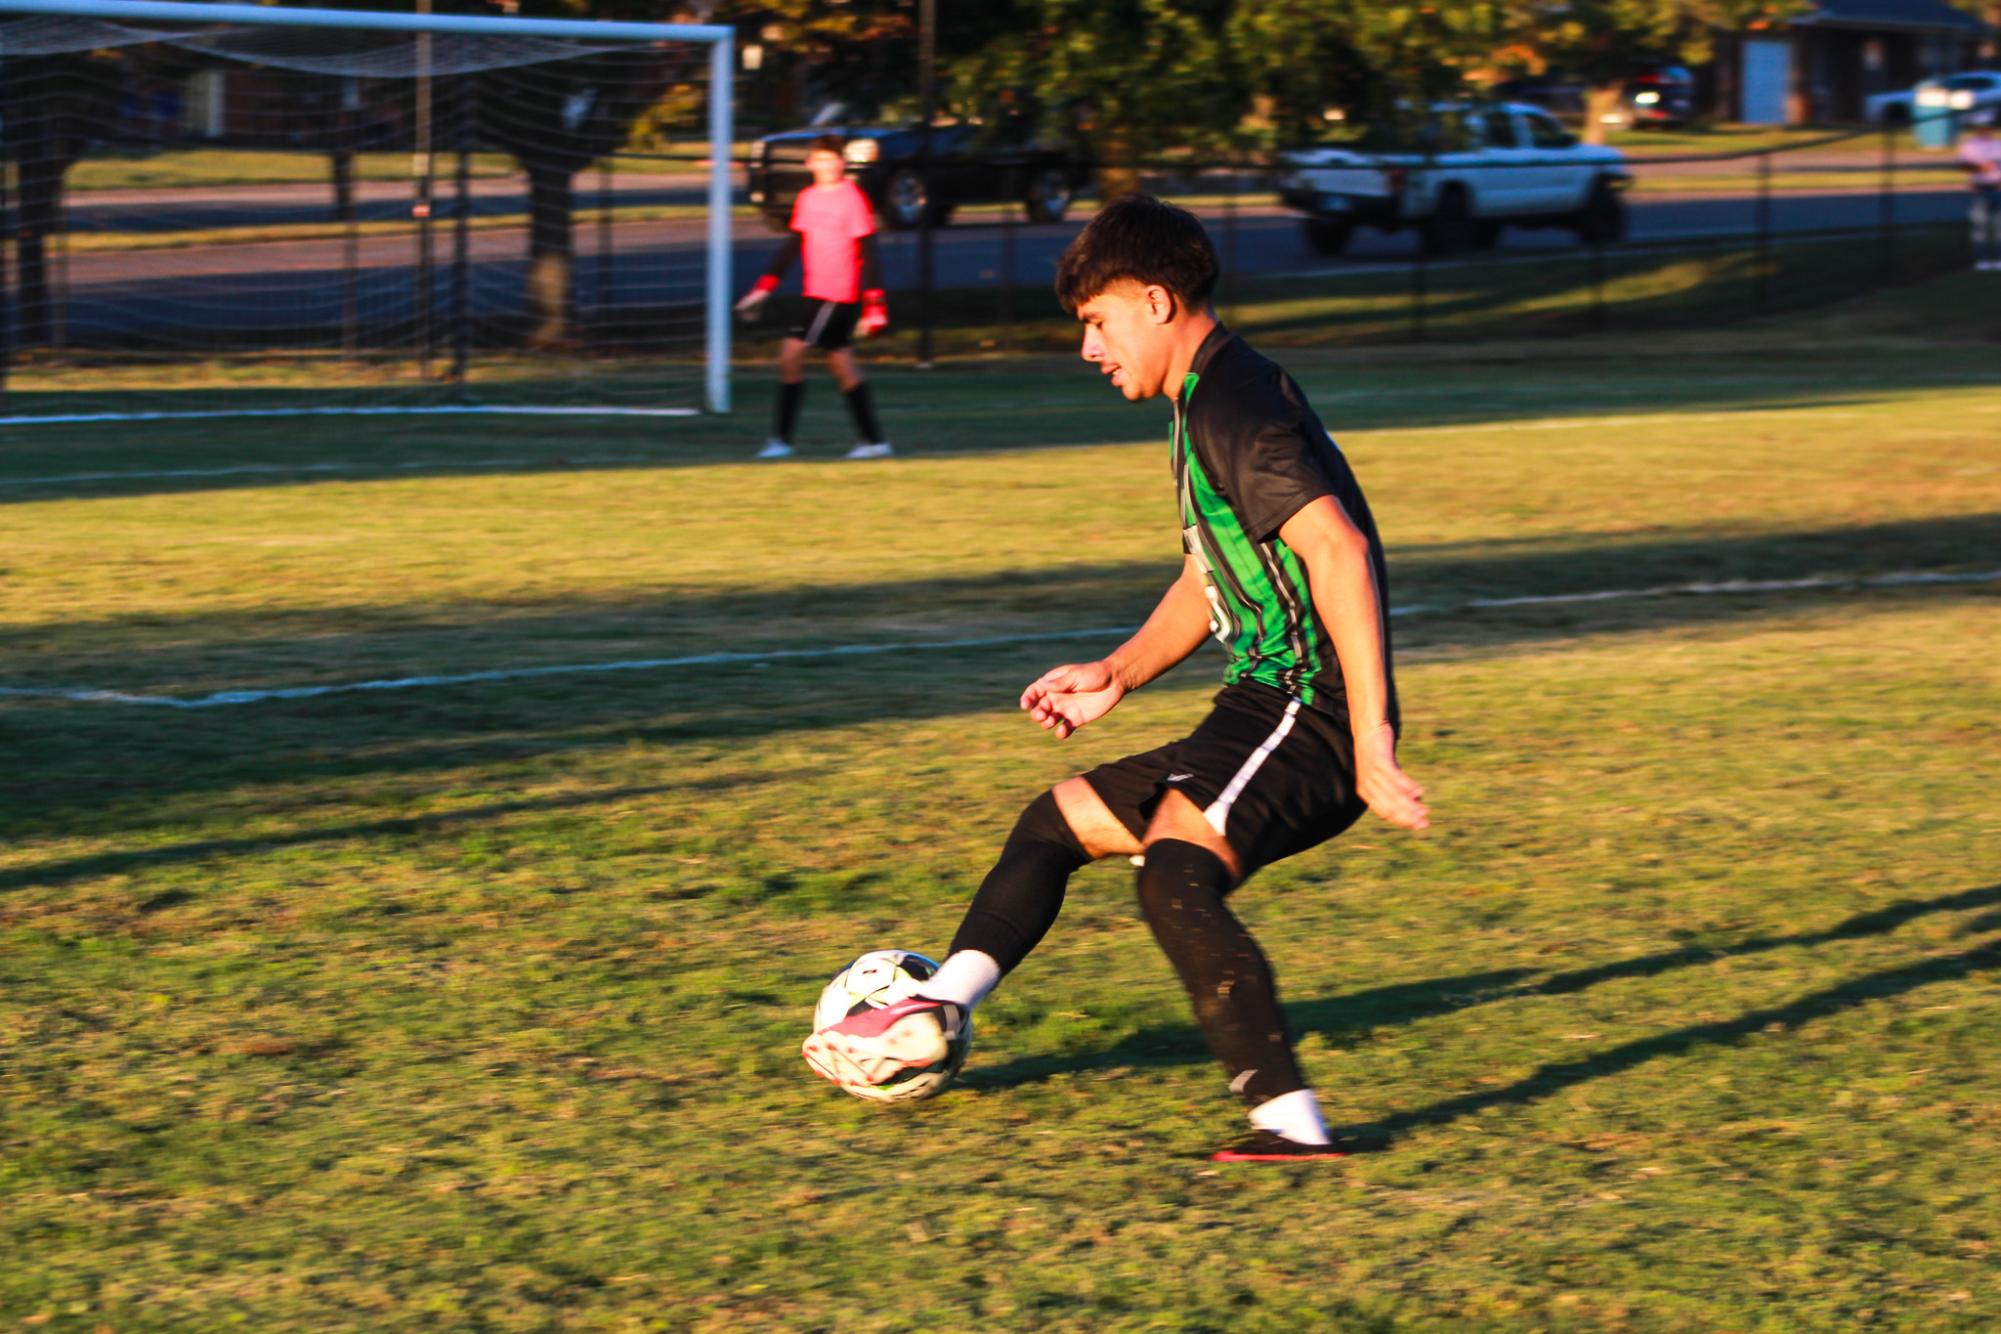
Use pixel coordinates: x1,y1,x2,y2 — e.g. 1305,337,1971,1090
755,439,795,460
802,996,961,1088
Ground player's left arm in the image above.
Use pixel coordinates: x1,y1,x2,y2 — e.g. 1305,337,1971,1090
1278,496,1430,831
857,234,888,336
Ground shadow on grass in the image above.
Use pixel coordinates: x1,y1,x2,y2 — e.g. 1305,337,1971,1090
1363,932,2000,1140
0,777,769,895
0,512,1995,837
967,882,2001,1096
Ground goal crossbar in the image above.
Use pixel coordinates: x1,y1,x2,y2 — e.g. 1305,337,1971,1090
0,0,736,413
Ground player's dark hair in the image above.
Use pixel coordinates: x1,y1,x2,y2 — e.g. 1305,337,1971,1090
809,133,845,155
1053,193,1219,314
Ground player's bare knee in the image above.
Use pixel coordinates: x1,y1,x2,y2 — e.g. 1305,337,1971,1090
1144,789,1242,881
1052,776,1141,862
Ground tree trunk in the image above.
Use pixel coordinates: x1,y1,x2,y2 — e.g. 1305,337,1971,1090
1582,83,1624,146
15,155,64,349
1094,129,1140,202
523,156,576,348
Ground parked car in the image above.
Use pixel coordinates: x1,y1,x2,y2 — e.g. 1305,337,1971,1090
1866,71,2001,126
747,118,1091,231
1609,63,1698,129
1278,103,1631,256
1490,64,1695,130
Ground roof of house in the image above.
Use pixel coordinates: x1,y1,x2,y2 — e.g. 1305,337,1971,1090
1794,0,1989,34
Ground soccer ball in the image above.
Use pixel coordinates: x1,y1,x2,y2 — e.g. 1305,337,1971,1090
811,949,971,1102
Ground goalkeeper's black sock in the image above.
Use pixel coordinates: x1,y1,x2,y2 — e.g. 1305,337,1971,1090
774,380,805,443
843,383,883,445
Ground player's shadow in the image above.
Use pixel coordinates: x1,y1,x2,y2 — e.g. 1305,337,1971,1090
1351,933,2001,1140
965,881,2001,1098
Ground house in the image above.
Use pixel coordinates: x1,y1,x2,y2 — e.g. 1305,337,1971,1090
1727,0,1990,123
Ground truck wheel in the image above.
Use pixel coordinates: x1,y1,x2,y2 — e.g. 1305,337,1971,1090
1573,179,1626,246
1471,220,1503,250
1302,217,1354,256
882,167,934,230
1024,167,1074,223
1421,187,1475,256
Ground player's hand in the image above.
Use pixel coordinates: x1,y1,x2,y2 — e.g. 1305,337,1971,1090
1020,661,1126,740
1354,721,1429,831
858,289,889,338
734,289,768,322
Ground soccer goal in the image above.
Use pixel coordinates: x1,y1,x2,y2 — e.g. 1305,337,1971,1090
0,0,735,425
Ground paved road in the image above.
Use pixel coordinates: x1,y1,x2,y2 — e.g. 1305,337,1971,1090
42,183,1975,342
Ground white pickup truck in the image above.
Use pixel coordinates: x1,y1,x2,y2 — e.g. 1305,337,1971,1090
1278,103,1631,256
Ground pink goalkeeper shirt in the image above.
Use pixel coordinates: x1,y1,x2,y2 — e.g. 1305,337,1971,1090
1959,135,2001,187
790,180,876,303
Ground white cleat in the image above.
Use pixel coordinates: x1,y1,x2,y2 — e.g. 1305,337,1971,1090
844,442,894,460
755,439,795,460
801,996,958,1087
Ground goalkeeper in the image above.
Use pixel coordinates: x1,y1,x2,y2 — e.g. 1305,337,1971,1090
735,134,894,460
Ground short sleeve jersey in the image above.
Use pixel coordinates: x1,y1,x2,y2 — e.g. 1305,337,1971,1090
1959,136,2001,187
1171,325,1398,729
789,180,876,303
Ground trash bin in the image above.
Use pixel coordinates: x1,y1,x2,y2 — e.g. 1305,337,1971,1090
1913,80,1962,151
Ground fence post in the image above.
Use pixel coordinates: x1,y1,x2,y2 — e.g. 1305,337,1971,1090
596,158,613,344
1754,148,1772,316
450,78,472,395
1878,118,1896,285
999,164,1016,348
414,32,435,378
339,97,360,362
1589,228,1606,332
1409,149,1430,343
1223,156,1238,326
0,155,11,412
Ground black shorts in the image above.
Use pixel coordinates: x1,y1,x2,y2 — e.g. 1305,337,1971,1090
784,299,861,351
1081,682,1366,876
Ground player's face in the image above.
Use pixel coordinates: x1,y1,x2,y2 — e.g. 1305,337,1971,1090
807,149,846,186
1075,283,1174,401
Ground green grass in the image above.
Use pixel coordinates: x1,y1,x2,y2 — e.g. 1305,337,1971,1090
70,150,525,193
1,285,1998,1329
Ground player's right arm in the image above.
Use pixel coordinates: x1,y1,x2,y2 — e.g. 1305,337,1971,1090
1020,555,1210,739
736,232,802,313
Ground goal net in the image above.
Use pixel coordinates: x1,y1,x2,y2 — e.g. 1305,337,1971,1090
0,0,736,430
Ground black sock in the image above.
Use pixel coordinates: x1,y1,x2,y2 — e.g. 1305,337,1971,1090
1135,840,1305,1106
774,380,804,442
947,790,1090,974
843,382,883,444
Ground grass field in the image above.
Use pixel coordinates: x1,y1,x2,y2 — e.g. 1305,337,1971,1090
2,282,1998,1330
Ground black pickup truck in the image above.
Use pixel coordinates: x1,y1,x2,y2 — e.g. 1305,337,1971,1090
747,120,1091,231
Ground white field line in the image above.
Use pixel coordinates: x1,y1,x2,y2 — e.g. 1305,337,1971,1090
3,566,1995,711
0,405,698,428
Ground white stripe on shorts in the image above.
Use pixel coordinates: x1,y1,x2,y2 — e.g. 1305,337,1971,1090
1203,698,1303,838
804,300,836,346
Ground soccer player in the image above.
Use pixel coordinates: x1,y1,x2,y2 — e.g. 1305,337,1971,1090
804,195,1430,1162
736,134,893,460
1957,116,2001,272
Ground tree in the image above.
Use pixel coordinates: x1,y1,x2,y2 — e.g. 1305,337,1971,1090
1493,0,1803,143
473,51,675,347
942,0,1239,193
0,54,121,350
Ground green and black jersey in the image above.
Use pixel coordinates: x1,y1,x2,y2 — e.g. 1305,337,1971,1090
1171,325,1398,729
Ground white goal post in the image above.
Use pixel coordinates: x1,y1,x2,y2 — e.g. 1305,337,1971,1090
0,0,736,413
